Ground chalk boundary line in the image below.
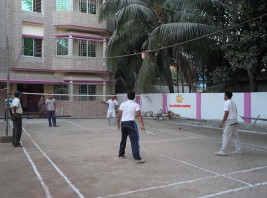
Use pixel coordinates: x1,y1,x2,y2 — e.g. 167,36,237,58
14,119,267,198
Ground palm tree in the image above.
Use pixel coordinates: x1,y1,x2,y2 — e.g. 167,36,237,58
99,0,237,93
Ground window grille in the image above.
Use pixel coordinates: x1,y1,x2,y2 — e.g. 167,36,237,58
56,0,70,11
54,85,69,100
73,0,97,14
78,40,96,57
22,0,41,12
22,38,42,57
57,39,69,55
79,85,96,101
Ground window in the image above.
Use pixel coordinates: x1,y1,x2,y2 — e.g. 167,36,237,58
78,40,96,57
79,85,96,101
54,85,69,100
22,0,41,12
22,38,42,57
89,0,96,14
57,39,69,55
56,0,70,11
76,0,97,14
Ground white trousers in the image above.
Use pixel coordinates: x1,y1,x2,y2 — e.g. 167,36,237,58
107,110,116,118
221,119,242,152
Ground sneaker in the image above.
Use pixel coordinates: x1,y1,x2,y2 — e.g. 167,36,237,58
135,159,146,163
119,155,125,159
53,125,59,127
215,150,227,156
231,150,243,155
14,143,23,147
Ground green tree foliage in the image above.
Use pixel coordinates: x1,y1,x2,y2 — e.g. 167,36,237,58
100,0,265,93
221,0,267,91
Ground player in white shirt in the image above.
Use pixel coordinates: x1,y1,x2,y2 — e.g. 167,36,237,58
10,91,23,147
215,91,242,156
101,95,118,125
117,91,146,163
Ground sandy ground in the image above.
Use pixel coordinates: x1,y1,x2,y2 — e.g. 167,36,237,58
0,118,266,198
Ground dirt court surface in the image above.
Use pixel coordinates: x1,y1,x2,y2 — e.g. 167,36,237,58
0,118,267,198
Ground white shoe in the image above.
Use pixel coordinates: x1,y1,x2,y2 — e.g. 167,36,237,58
231,150,243,155
119,155,125,159
215,150,227,156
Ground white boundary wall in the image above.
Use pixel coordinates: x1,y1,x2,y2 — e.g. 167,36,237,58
116,92,267,125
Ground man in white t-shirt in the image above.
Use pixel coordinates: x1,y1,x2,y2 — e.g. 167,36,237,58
10,91,23,147
117,91,146,163
45,94,58,127
101,95,118,125
215,91,242,156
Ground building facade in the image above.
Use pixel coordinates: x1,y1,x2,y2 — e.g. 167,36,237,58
0,0,114,117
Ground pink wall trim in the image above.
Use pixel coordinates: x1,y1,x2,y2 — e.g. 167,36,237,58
244,92,251,123
56,37,105,42
22,34,44,39
196,93,201,120
54,24,111,34
135,96,140,105
0,79,111,85
22,21,44,26
11,68,111,74
55,33,104,39
162,94,167,113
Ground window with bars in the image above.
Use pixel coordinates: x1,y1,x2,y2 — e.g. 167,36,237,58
57,39,69,55
22,38,42,57
54,85,69,100
79,85,96,101
56,0,70,11
78,40,96,57
74,0,97,14
22,0,42,12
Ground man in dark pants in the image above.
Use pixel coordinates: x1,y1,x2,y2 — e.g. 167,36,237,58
117,91,146,163
11,91,23,147
45,94,58,127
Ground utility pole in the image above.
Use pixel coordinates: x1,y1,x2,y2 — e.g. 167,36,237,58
1,0,12,143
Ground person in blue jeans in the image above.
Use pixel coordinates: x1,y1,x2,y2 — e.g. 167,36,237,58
117,91,146,163
45,94,58,127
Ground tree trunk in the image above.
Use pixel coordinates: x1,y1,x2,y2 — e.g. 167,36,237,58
247,68,257,92
176,64,179,93
166,68,174,93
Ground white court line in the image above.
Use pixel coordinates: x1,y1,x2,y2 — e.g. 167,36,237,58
141,136,198,144
22,146,53,198
22,127,85,198
198,181,267,198
97,175,217,198
144,149,251,186
66,120,104,133
98,165,267,198
150,127,267,152
9,122,52,198
168,121,267,135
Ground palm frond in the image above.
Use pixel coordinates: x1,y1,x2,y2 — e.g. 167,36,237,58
148,22,216,50
116,4,159,32
99,0,148,22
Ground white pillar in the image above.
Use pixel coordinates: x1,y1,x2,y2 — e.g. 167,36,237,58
69,81,74,102
103,39,106,58
103,82,106,101
69,0,74,11
68,36,73,56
